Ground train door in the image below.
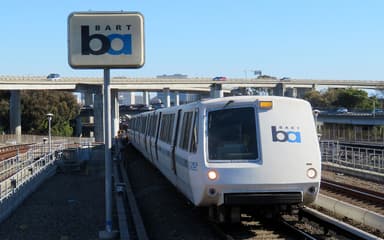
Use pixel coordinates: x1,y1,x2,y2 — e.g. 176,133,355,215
154,112,162,163
147,114,154,162
171,109,182,175
144,114,149,155
148,112,158,163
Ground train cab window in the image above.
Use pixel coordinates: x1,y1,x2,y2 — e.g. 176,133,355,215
208,107,258,160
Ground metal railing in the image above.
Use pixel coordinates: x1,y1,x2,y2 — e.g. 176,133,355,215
320,140,384,173
0,143,59,201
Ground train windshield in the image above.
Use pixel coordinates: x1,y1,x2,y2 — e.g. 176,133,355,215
208,107,258,161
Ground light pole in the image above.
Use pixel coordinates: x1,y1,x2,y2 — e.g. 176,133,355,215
313,109,320,140
46,113,53,157
244,69,262,80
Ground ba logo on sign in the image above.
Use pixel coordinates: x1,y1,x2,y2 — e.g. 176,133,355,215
81,25,132,55
271,126,301,143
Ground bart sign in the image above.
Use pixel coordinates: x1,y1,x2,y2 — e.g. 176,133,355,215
68,12,144,68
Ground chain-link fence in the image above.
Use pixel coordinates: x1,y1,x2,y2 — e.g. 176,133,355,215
319,125,384,144
320,140,384,173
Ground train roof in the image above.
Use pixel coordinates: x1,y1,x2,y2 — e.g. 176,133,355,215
199,95,309,108
131,96,310,117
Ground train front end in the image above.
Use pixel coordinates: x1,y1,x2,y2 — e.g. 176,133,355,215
192,96,321,210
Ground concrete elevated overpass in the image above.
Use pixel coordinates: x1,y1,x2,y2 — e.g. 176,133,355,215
1,76,384,91
1,75,384,142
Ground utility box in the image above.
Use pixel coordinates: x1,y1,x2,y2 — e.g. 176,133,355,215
57,146,91,172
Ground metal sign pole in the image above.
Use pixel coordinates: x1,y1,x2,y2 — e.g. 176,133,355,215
68,12,144,239
103,68,114,235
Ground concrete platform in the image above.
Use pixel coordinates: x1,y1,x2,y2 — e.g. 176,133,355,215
0,155,108,240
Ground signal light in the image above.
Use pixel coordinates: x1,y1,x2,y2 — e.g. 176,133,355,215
259,101,273,109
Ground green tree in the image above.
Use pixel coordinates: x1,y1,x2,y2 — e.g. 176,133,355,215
305,88,379,111
333,88,366,108
21,90,80,136
332,88,376,110
0,91,10,132
322,88,340,107
303,90,327,108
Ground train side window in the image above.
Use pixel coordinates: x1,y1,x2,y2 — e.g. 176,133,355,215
152,114,157,137
137,118,141,132
148,115,154,137
168,114,175,144
178,111,193,151
159,115,167,142
142,116,148,134
147,115,152,136
159,113,175,144
178,113,187,149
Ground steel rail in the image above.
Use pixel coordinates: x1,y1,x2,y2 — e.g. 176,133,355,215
321,179,384,204
277,218,318,240
300,207,380,240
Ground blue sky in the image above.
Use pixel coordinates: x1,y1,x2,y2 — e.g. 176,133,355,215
2,0,384,80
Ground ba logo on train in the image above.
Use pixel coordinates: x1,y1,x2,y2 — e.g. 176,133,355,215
271,126,301,143
81,25,132,56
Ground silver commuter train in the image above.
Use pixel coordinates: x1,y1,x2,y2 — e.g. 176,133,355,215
127,96,321,222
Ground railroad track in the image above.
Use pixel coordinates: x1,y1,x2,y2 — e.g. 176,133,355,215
297,207,380,239
214,214,318,240
0,144,31,161
0,144,32,182
214,207,380,240
321,179,384,207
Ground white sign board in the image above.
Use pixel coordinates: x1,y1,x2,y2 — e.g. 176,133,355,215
68,12,144,68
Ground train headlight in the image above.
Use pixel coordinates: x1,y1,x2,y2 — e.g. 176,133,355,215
306,168,317,179
208,170,218,180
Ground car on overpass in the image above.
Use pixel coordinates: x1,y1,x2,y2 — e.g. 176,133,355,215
336,107,348,113
47,73,60,81
212,76,227,81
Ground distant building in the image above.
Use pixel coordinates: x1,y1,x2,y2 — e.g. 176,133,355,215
156,74,188,79
154,92,200,106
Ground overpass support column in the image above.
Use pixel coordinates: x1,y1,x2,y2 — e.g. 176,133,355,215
94,91,104,142
10,90,21,142
174,91,180,106
84,92,93,106
274,83,286,96
163,88,171,107
312,84,317,91
111,90,119,137
291,88,297,98
210,84,223,98
143,91,149,105
124,91,135,105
